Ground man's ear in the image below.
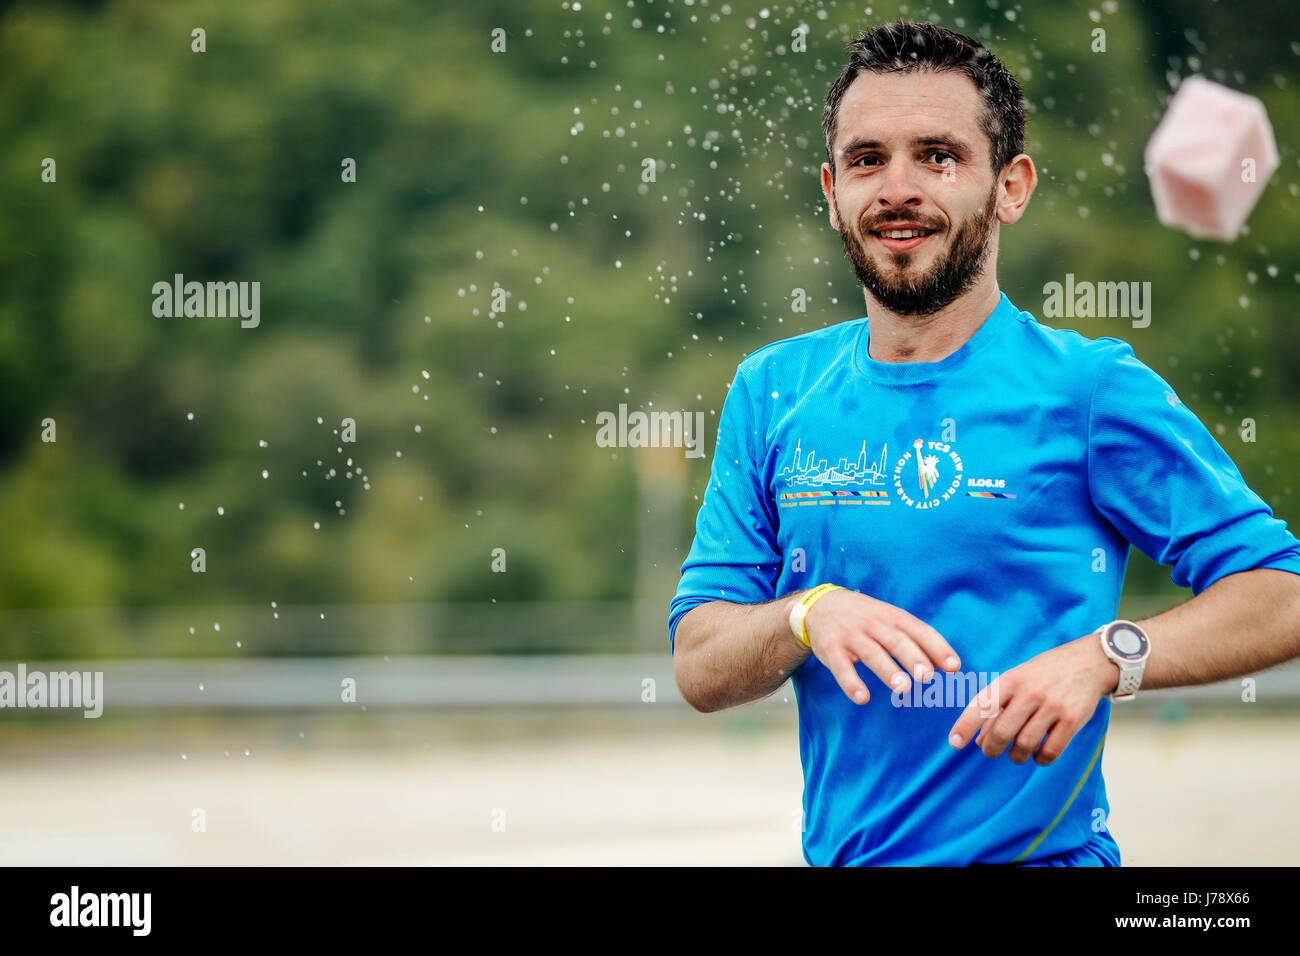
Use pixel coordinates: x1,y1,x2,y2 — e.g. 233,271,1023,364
996,154,1037,225
821,162,840,231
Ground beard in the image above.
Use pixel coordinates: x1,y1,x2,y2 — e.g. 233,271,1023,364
835,181,999,317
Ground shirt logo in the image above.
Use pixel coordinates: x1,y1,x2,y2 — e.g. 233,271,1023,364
777,438,892,508
893,438,963,510
965,475,1017,499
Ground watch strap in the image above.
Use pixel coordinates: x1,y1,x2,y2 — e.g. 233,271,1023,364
1098,621,1149,701
1113,663,1142,700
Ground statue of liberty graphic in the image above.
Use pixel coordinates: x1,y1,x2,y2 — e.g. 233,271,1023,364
914,438,940,498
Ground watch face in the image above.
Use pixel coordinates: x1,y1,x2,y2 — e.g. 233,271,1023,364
1106,622,1148,661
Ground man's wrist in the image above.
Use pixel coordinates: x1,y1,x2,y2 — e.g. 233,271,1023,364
779,589,809,648
1082,631,1121,697
783,587,813,617
785,584,843,649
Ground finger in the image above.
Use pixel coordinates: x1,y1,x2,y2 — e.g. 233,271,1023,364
866,625,934,684
1034,716,1082,766
971,680,1020,749
971,702,1003,746
846,634,912,696
1008,708,1058,765
979,693,1041,759
891,611,962,672
949,677,1005,749
821,648,872,705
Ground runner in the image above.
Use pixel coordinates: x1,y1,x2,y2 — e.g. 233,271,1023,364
668,19,1300,867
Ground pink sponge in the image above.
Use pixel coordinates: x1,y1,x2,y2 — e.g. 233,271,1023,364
1143,75,1278,242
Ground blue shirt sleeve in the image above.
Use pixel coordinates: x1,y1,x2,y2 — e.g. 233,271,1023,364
667,367,783,653
1087,340,1300,595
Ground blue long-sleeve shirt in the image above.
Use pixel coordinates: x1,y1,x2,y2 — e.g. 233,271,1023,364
668,290,1300,866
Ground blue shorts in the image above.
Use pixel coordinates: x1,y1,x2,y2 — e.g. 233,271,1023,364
972,832,1121,867
1020,840,1120,866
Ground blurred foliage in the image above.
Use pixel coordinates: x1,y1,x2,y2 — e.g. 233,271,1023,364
1,0,1298,655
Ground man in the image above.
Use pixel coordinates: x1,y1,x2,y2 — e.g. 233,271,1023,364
667,20,1300,866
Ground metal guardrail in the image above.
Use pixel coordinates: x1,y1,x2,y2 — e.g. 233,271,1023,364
0,595,1191,659
1,654,1298,711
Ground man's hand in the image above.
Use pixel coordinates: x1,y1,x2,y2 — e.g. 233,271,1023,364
947,633,1119,765
800,588,962,704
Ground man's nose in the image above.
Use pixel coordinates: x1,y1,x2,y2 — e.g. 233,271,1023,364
876,156,924,210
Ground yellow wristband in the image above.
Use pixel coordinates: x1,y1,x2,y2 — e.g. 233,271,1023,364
789,583,844,648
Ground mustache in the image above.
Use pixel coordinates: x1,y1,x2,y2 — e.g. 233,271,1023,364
859,216,939,233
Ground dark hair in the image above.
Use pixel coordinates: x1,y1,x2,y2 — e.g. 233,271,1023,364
822,20,1025,178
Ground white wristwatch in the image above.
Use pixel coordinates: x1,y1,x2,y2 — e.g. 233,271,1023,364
1097,619,1151,701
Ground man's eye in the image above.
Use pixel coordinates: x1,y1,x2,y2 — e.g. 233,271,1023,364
850,151,955,168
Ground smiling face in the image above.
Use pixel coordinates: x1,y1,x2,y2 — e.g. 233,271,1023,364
822,69,1006,317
